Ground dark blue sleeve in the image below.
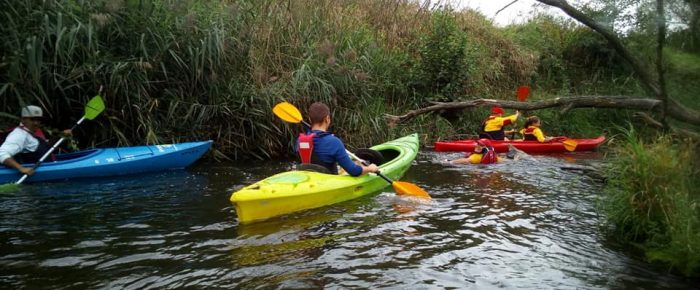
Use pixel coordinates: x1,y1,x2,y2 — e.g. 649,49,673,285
332,138,363,176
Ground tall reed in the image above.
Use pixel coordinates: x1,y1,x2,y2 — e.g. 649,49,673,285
0,0,637,158
601,127,700,277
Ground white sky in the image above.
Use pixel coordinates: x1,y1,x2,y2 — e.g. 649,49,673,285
434,0,568,26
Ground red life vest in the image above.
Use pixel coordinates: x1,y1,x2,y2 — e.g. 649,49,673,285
297,132,316,164
523,127,538,141
465,139,498,164
480,147,497,164
477,139,497,164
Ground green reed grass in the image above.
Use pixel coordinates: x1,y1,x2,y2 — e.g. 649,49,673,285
0,0,678,158
601,127,700,277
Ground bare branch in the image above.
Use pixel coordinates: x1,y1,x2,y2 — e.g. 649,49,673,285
386,96,661,124
533,0,700,128
634,112,664,128
536,0,662,97
495,0,519,16
635,112,700,139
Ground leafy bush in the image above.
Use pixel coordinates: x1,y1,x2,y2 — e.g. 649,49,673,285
601,127,700,277
413,10,472,102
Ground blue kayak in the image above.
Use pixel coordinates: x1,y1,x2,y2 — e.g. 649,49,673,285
0,141,212,183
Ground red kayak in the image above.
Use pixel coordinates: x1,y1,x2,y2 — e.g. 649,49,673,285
434,136,606,153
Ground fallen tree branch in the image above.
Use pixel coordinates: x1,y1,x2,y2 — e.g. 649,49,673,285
536,0,661,97
386,95,660,124
635,112,700,139
634,112,664,129
534,0,700,128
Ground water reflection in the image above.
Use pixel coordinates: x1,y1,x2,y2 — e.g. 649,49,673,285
0,154,696,289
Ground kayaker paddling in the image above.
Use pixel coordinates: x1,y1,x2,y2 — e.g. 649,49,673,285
0,106,72,176
519,116,554,143
296,102,378,176
479,106,520,141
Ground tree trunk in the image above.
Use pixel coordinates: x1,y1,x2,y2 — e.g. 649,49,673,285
386,96,661,124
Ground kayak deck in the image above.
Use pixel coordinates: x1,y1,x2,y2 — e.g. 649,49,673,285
434,136,605,153
0,141,212,183
230,134,419,224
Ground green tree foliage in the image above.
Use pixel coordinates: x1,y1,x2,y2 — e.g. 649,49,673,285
506,15,636,95
0,0,693,159
414,10,472,102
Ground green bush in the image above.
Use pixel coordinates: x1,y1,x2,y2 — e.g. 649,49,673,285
0,0,681,158
413,10,472,102
601,127,700,277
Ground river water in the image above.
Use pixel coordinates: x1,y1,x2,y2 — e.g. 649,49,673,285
0,151,696,289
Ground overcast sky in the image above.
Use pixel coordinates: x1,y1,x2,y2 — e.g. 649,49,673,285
438,0,568,26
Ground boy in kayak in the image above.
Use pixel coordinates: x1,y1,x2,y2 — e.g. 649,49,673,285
519,116,553,143
0,105,72,175
448,139,502,164
296,102,378,176
479,106,520,140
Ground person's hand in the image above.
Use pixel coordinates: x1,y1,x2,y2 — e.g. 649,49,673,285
366,164,379,173
516,110,521,116
62,129,72,137
19,166,35,175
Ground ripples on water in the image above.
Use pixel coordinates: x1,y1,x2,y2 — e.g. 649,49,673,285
0,152,695,289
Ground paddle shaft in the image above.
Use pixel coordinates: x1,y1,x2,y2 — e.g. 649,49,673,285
345,150,394,184
298,119,394,184
513,86,530,139
15,116,86,184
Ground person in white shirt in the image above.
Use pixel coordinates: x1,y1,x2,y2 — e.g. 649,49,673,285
0,106,71,175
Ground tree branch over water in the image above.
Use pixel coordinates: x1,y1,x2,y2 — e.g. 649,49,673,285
386,96,661,124
389,0,700,129
534,0,700,128
536,0,662,97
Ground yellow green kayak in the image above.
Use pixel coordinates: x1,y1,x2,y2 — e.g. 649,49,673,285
230,133,420,224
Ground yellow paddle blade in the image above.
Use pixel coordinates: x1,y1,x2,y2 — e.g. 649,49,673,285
272,102,303,124
392,181,431,199
562,139,578,152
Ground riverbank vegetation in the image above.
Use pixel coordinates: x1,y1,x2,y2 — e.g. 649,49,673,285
602,128,699,277
0,0,658,157
1,0,699,278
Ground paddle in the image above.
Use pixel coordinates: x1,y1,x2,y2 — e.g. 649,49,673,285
514,86,577,151
0,95,105,190
273,102,430,199
554,137,578,151
517,85,530,102
510,86,531,139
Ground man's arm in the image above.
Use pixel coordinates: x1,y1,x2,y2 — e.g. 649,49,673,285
332,139,378,176
0,129,34,175
2,158,34,175
0,129,25,164
335,146,364,176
